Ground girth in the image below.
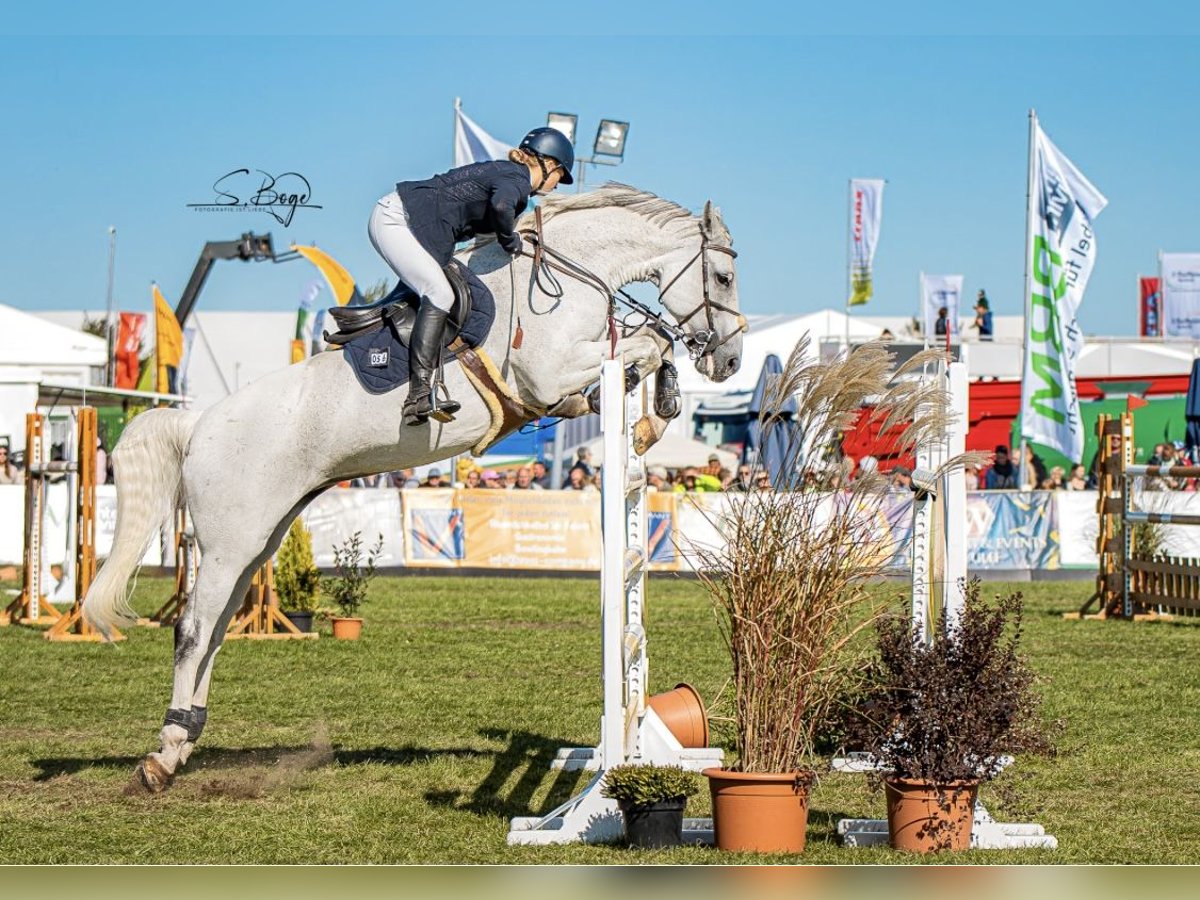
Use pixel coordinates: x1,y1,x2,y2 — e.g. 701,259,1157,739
324,258,475,346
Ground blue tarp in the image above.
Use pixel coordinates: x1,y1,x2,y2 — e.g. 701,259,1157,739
744,354,801,489
1186,359,1200,455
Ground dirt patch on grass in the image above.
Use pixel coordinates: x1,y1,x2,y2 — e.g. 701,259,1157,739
193,725,334,801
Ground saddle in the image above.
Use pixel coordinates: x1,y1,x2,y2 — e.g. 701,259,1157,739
324,259,475,347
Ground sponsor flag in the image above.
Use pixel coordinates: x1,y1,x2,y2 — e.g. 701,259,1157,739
454,100,512,167
114,312,146,389
153,283,184,395
291,244,362,306
921,274,963,343
1019,115,1108,464
1159,254,1200,338
179,326,196,395
1139,276,1162,337
848,178,884,306
293,280,321,363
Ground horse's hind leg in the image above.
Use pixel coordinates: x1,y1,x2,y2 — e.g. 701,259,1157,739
137,494,318,791
135,554,257,793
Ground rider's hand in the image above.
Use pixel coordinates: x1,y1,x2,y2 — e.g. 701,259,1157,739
505,235,524,258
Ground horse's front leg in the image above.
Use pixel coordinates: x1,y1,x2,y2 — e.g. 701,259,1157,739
528,332,677,455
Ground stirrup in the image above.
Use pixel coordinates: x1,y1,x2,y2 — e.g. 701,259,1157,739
427,377,460,423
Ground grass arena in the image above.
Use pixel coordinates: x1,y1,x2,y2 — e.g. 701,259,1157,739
1,573,1197,864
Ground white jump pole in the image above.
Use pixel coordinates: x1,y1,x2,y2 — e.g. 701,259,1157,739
837,359,1057,850
508,356,721,846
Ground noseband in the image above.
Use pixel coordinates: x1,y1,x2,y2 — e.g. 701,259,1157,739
518,210,747,361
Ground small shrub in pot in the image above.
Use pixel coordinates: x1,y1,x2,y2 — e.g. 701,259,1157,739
850,580,1051,852
601,764,700,849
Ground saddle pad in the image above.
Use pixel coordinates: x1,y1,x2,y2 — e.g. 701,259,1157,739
341,266,497,395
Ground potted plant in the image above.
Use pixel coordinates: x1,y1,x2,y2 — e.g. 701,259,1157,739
601,764,700,849
851,581,1048,853
691,340,970,854
324,532,383,640
275,518,320,633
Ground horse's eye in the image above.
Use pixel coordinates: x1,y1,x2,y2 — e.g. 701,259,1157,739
716,272,733,287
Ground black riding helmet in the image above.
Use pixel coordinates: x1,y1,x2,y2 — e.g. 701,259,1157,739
519,127,575,184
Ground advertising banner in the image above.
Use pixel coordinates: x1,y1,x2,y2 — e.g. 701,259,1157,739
1160,253,1200,338
848,178,885,306
1139,276,1162,337
922,274,963,343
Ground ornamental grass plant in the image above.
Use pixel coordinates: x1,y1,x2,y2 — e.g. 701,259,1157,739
691,340,984,774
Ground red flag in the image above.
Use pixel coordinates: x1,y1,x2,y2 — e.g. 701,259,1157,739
1127,395,1149,412
1139,276,1161,337
115,312,146,389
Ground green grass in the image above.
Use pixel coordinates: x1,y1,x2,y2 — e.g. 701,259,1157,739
0,576,1197,863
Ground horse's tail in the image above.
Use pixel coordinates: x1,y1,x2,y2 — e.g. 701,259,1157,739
84,407,200,635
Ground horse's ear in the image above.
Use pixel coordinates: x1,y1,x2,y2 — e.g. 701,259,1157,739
702,200,721,238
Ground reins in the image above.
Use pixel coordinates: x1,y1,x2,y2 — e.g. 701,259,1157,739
515,206,747,361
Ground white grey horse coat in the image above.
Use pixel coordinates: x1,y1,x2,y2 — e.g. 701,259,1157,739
82,184,743,791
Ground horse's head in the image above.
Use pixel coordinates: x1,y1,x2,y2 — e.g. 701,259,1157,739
657,200,746,382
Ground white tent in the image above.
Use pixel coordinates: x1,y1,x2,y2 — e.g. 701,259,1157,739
0,303,106,368
0,304,107,453
575,431,738,470
674,309,886,397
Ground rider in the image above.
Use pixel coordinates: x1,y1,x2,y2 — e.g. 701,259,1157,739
369,127,575,426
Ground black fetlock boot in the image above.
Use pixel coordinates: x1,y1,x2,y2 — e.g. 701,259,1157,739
654,360,681,419
403,299,461,426
586,364,642,414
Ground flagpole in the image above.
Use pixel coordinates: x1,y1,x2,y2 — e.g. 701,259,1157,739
104,226,117,387
453,96,461,167
920,271,927,351
1018,109,1037,490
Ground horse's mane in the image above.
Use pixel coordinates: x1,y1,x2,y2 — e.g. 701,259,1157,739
517,182,729,242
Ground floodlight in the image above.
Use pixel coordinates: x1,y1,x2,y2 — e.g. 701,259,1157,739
593,119,629,160
546,112,578,146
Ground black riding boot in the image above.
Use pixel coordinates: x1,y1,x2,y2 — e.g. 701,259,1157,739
403,299,461,426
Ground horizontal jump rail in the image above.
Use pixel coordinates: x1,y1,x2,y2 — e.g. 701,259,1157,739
1124,510,1200,527
1125,465,1200,479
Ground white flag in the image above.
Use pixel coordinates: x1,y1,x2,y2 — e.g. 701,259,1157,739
1160,253,1200,338
922,274,963,341
1020,119,1107,464
454,103,513,167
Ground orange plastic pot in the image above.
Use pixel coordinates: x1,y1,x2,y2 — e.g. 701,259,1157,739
648,683,710,748
884,777,979,853
331,616,363,640
703,768,811,854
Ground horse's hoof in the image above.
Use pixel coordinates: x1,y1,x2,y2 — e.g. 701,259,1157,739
632,417,656,457
133,756,174,794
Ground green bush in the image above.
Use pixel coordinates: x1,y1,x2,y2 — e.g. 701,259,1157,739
601,764,700,807
276,519,319,613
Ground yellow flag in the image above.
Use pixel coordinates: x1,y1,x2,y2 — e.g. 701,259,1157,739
153,283,184,393
292,244,361,306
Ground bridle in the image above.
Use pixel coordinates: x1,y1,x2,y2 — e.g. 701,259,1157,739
517,207,748,360
655,229,747,357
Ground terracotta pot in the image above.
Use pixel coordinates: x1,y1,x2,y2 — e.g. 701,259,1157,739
702,768,810,853
884,777,979,853
648,683,710,748
330,616,363,640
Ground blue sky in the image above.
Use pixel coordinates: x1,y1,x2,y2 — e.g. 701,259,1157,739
3,7,1199,337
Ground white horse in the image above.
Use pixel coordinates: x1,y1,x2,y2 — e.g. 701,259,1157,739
83,184,744,792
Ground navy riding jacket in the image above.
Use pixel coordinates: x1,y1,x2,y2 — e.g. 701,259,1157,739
395,160,531,266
